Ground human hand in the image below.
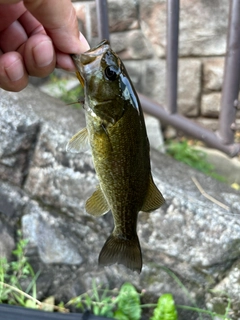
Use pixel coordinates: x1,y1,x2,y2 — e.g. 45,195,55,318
0,0,90,91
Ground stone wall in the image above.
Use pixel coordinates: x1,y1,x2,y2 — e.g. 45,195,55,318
72,0,240,133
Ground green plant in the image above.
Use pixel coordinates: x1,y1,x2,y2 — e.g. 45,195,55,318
0,231,39,308
150,294,177,320
0,232,68,312
0,235,233,319
49,73,84,107
114,282,141,320
67,281,116,317
159,266,232,320
62,85,84,106
69,275,232,320
166,140,225,181
68,281,142,319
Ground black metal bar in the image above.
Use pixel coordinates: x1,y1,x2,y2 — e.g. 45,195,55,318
166,0,179,114
219,0,240,145
0,303,114,320
139,93,240,157
95,0,110,41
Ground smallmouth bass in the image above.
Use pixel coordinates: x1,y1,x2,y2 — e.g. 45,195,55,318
67,40,165,273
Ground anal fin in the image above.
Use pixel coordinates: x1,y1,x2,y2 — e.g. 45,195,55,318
85,186,110,216
141,175,165,212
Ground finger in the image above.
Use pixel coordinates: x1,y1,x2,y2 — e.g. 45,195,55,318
56,33,90,71
79,32,90,52
0,2,26,31
0,1,22,4
23,0,90,54
0,20,28,52
18,9,46,36
55,52,75,71
23,33,56,77
0,52,28,91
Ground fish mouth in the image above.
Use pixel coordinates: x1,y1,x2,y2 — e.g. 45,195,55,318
80,39,110,65
71,40,110,85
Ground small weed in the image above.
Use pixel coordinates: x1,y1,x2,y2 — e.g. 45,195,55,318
67,282,142,319
166,139,226,181
158,266,231,320
68,272,232,320
150,293,177,320
67,281,116,318
0,235,233,319
0,231,67,312
61,85,84,106
49,73,84,107
0,230,39,307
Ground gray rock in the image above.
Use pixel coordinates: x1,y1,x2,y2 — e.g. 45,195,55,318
144,115,165,152
119,58,166,108
143,59,166,103
193,146,240,185
205,260,240,320
0,91,40,186
0,181,28,223
178,59,201,116
203,58,224,92
110,30,154,60
201,92,221,117
140,0,167,58
1,86,240,319
123,60,144,93
24,122,97,217
0,220,15,260
179,0,228,56
22,201,83,265
195,118,219,132
0,181,29,259
126,58,201,117
140,0,228,57
90,0,138,35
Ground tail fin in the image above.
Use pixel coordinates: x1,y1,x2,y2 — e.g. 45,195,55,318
98,234,142,273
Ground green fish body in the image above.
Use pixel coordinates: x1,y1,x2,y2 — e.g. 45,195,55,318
67,40,165,273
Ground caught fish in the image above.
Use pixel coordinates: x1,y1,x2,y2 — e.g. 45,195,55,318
67,40,165,273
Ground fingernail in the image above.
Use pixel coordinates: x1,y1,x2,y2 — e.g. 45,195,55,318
5,59,24,82
33,40,54,67
79,32,90,53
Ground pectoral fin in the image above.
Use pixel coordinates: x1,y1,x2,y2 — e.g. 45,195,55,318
86,186,110,216
66,128,89,153
141,175,165,212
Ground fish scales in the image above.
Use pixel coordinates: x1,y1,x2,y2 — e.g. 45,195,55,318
67,40,165,273
87,106,149,236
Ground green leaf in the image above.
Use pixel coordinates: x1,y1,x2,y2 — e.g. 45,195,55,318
85,295,92,309
151,294,177,320
93,304,100,315
25,299,38,309
100,304,114,317
114,283,141,320
114,310,129,320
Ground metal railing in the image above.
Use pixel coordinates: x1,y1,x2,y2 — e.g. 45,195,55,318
96,0,240,157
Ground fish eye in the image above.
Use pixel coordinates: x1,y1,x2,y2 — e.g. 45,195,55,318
105,66,117,81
